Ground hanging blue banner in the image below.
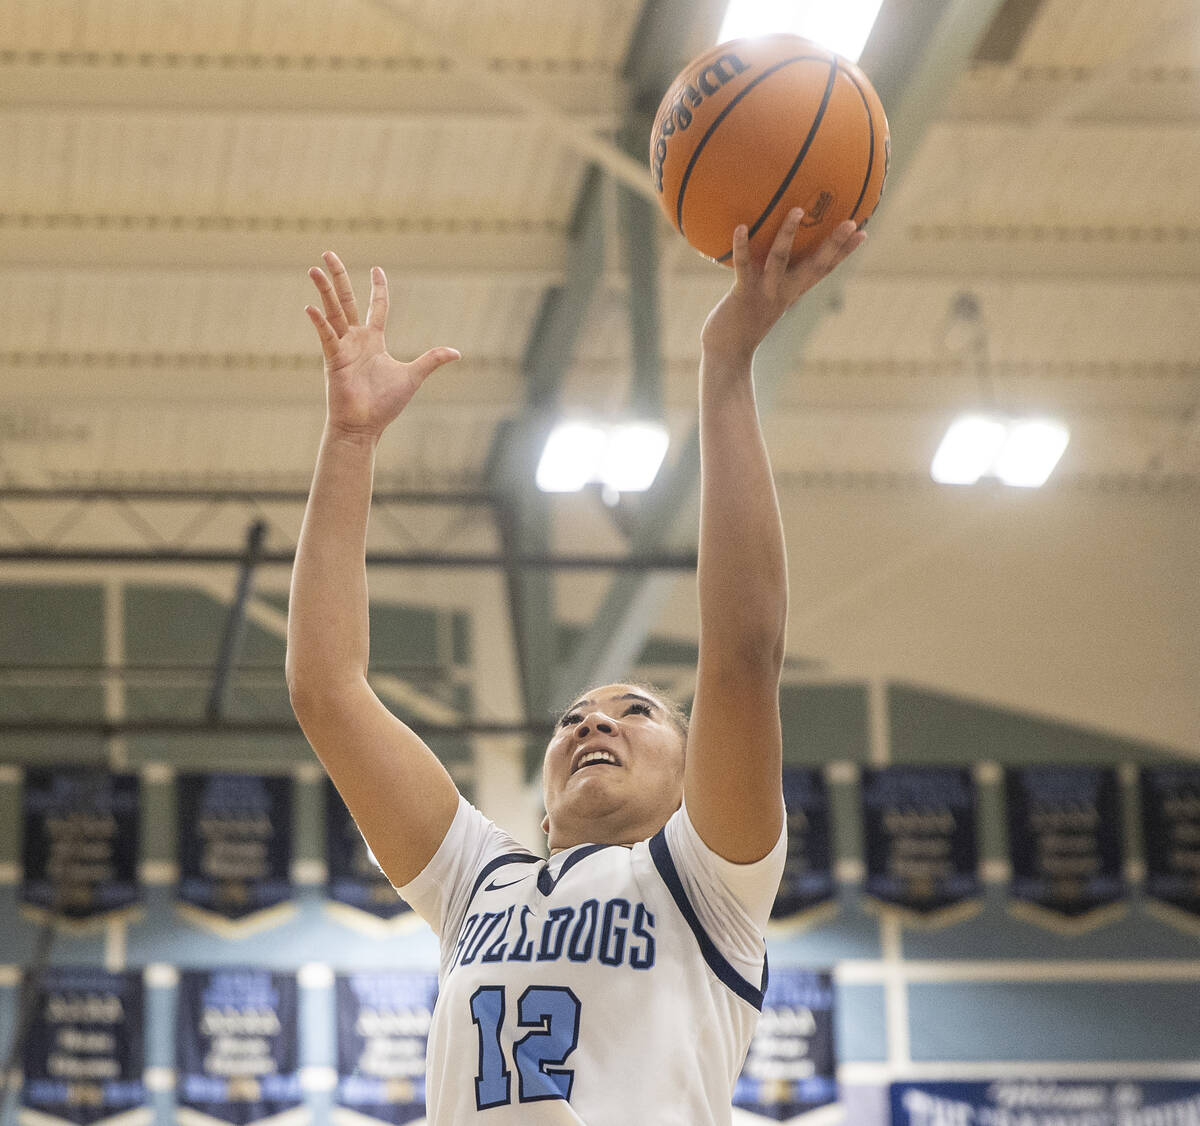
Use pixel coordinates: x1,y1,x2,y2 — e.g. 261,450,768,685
771,768,835,924
891,1080,1200,1126
176,968,303,1126
325,778,412,923
1140,764,1200,923
21,966,147,1126
862,766,979,918
176,773,294,929
733,969,836,1121
334,971,438,1126
1006,765,1125,928
21,768,140,923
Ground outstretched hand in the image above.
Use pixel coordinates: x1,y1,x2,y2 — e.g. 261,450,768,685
305,251,460,439
701,210,866,364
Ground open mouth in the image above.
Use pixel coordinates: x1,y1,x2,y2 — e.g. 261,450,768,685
571,747,621,774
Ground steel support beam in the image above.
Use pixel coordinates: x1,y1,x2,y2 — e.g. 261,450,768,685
487,165,608,744
556,0,1014,700
618,116,665,420
0,719,555,737
206,519,267,723
0,549,697,568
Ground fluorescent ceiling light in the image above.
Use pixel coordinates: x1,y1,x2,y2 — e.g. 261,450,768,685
536,420,670,494
600,422,670,493
931,414,1070,488
931,415,1009,486
993,419,1070,488
536,422,607,493
717,0,885,60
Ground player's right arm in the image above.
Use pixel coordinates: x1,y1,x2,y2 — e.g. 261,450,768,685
286,251,462,888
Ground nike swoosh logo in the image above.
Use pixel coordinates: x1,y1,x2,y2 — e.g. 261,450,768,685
484,874,530,892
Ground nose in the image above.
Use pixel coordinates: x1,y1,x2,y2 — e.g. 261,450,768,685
575,712,615,740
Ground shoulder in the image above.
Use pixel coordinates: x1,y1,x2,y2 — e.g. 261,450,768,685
399,795,539,935
651,802,786,933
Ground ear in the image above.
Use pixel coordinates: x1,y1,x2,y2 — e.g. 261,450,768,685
541,813,550,836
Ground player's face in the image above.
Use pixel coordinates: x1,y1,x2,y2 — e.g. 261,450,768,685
541,683,686,852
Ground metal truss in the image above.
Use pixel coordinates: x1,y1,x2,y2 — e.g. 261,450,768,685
0,486,698,568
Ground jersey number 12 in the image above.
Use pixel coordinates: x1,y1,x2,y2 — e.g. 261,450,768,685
470,985,581,1108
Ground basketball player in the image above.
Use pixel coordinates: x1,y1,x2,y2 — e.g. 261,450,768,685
287,209,866,1123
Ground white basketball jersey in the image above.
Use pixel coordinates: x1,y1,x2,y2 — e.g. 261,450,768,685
400,796,786,1125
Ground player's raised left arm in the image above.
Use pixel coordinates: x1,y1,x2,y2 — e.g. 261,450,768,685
685,211,865,863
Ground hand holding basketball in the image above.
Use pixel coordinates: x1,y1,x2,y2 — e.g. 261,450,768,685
701,210,865,362
652,35,889,267
305,251,460,439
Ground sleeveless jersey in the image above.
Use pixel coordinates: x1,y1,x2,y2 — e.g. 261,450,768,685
399,796,786,1125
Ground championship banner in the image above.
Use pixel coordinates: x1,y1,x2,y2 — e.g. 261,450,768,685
21,768,141,925
334,971,438,1126
177,773,295,935
324,779,416,931
861,766,979,923
891,1080,1200,1126
1140,764,1200,930
1006,765,1125,932
21,966,149,1126
770,769,835,927
176,968,305,1126
733,969,836,1122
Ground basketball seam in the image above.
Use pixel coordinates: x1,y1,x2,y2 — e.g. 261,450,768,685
715,56,839,263
841,64,878,225
674,53,831,237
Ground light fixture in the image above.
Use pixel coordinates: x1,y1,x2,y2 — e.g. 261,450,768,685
535,422,609,493
599,423,671,493
536,420,670,495
931,415,1070,488
717,0,885,60
992,419,1071,488
930,415,1009,486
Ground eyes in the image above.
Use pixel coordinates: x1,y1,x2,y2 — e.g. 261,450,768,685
558,701,653,728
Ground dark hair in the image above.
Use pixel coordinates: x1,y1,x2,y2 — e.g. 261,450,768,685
555,681,690,743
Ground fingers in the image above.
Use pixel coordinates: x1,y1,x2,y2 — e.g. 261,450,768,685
323,251,362,326
730,224,751,285
808,220,864,275
308,265,350,337
367,266,389,332
408,346,462,384
322,251,361,328
304,303,340,363
764,207,806,286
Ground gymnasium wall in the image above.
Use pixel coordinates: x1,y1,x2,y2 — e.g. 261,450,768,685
1,581,1198,1125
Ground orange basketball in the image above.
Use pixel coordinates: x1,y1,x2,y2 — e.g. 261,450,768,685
650,35,890,266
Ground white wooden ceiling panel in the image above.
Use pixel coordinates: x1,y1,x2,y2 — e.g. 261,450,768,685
899,123,1200,226
0,114,72,212
1018,0,1192,67
1,268,549,360
1,110,228,216
2,0,82,51
395,0,642,63
806,279,1200,365
2,0,642,65
239,0,405,57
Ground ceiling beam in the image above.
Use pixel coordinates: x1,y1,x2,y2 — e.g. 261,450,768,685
0,224,566,273
947,70,1200,126
908,5,1200,210
486,167,609,733
0,58,625,118
0,548,698,569
4,220,1196,278
556,0,1015,699
364,0,653,201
